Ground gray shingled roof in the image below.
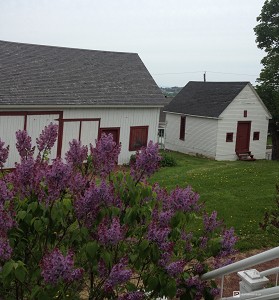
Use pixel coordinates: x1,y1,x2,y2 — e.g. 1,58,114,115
164,81,250,118
0,40,165,106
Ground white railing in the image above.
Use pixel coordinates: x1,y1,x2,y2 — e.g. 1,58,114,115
201,247,279,299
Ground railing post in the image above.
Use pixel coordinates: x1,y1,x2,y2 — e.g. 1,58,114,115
237,269,269,294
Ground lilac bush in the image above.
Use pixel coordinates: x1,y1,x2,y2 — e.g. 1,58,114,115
0,125,237,300
40,248,84,285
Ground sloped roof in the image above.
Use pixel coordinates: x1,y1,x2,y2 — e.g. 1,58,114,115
0,40,165,106
164,81,250,118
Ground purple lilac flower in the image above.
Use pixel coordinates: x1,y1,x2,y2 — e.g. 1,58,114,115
199,236,209,249
75,180,119,228
0,180,12,205
0,205,15,234
159,251,172,267
15,130,34,159
10,156,35,198
165,260,185,277
36,123,58,153
222,227,238,252
65,139,88,168
214,228,238,268
203,211,222,232
0,139,9,168
130,141,161,182
210,288,220,297
193,263,204,275
41,159,72,204
147,221,170,245
158,210,174,227
90,133,121,177
40,248,84,285
118,291,145,300
181,231,193,252
98,217,125,246
0,236,12,262
104,258,132,292
98,259,109,278
169,186,202,213
185,276,206,300
68,172,87,197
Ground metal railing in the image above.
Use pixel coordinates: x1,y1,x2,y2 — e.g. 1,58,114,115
201,246,279,299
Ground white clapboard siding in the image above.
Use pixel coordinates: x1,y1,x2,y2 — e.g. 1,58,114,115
216,85,270,160
0,106,160,167
80,121,99,149
26,114,60,160
165,113,218,159
61,119,99,158
61,122,80,157
62,107,160,164
0,116,24,168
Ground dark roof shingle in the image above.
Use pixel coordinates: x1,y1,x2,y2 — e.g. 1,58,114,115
0,40,165,106
164,81,249,118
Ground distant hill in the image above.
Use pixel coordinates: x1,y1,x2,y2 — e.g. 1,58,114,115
160,86,182,97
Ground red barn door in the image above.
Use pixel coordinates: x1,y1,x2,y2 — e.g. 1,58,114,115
235,121,251,153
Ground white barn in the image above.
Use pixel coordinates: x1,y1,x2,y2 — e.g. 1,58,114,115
164,81,272,161
0,40,165,168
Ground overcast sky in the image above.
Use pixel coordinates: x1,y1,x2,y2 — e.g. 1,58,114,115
0,0,266,87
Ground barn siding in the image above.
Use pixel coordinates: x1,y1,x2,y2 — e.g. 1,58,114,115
216,85,270,160
62,107,160,164
0,115,24,168
26,114,60,160
0,107,160,167
165,113,218,158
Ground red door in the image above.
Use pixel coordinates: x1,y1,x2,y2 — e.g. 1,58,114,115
235,121,251,153
99,128,120,144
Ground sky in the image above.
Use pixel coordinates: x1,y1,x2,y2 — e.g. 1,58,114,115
0,0,267,87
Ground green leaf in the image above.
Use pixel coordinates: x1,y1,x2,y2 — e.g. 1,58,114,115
30,285,41,299
2,261,14,278
139,240,149,252
34,219,43,233
24,213,33,225
126,282,137,292
63,197,72,209
14,266,26,282
165,278,176,298
129,254,138,263
147,276,158,290
28,201,38,213
17,210,27,220
86,241,99,260
101,250,112,267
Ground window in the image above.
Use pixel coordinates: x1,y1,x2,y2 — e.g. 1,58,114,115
129,126,148,151
226,132,233,142
180,116,186,140
253,131,260,140
244,110,247,117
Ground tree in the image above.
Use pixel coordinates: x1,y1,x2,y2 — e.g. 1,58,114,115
254,0,279,159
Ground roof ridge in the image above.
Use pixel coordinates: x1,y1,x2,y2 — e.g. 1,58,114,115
0,40,137,55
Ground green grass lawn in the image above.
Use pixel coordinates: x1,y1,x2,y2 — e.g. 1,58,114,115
149,151,279,251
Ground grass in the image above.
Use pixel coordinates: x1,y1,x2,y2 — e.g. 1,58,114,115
149,151,279,251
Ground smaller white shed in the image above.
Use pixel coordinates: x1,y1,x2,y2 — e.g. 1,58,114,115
164,81,272,161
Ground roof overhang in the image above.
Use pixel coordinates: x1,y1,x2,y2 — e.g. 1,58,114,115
163,110,220,120
0,104,165,109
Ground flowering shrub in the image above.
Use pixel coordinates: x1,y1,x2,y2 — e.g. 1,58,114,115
0,124,237,299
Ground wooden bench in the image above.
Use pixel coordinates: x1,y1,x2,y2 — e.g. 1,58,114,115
236,151,256,161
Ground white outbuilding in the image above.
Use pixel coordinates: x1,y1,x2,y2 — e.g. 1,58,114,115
0,40,165,168
164,81,272,161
